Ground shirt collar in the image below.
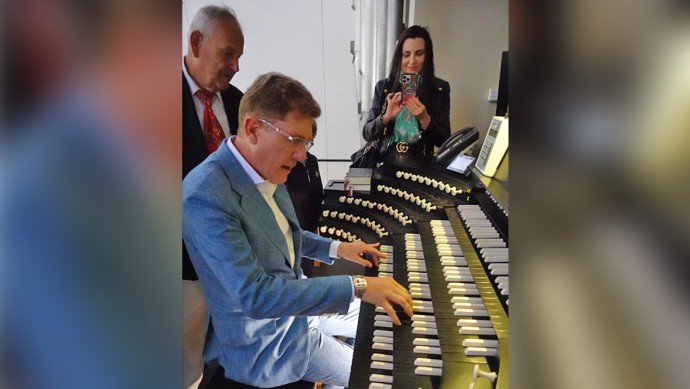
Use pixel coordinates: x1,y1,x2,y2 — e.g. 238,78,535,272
225,137,275,195
183,56,220,100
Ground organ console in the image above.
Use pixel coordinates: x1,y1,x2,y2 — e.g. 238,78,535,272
319,159,509,389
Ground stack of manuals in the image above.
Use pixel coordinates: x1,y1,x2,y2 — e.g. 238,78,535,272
344,167,372,193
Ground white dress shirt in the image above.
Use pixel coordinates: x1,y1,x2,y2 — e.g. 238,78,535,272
225,137,342,264
183,57,232,137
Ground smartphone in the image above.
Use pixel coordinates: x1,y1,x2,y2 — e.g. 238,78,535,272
400,73,418,104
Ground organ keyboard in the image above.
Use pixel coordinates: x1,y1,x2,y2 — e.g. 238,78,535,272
320,163,508,389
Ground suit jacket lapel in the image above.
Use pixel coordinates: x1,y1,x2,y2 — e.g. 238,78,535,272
217,145,292,264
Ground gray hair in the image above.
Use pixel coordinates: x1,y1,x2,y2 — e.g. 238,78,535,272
188,5,241,40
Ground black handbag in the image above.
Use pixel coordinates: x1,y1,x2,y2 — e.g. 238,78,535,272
351,86,393,168
350,136,390,168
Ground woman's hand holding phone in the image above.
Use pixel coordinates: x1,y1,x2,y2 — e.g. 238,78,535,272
382,92,403,125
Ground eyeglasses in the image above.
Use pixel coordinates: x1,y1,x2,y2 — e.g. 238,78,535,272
258,119,314,152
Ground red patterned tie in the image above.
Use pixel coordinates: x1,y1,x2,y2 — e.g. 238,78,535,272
195,89,225,153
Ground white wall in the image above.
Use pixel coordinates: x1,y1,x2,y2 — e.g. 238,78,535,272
182,0,509,181
182,0,360,185
411,0,509,145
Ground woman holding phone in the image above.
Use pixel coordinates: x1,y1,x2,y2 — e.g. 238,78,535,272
362,25,451,163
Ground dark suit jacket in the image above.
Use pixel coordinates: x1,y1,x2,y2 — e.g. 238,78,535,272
183,73,243,280
284,153,324,233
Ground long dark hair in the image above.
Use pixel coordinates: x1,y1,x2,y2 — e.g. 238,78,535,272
386,25,436,108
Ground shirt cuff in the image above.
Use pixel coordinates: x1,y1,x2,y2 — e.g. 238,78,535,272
349,276,356,302
329,240,341,259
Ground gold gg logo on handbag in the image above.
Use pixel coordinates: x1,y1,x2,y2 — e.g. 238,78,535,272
396,142,409,153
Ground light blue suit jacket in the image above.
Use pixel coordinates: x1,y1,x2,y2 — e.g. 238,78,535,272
182,143,353,386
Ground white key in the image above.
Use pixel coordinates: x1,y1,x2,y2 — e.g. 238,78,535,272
411,314,434,322
371,361,394,370
407,265,427,272
375,314,392,322
483,255,509,263
374,330,393,338
368,382,392,389
369,374,393,384
491,267,509,276
480,248,508,255
378,272,392,278
453,302,486,310
446,274,473,282
414,358,443,368
476,239,506,248
372,342,393,351
459,326,496,336
375,306,385,313
375,320,393,328
408,274,429,283
462,339,499,348
464,347,497,357
413,346,442,355
468,224,494,231
448,288,480,296
413,338,440,347
372,353,394,363
413,306,434,314
379,245,394,252
457,204,481,210
443,266,471,275
441,258,467,266
465,220,492,227
410,290,431,299
415,366,443,376
451,296,484,304
412,320,437,328
457,319,493,328
495,276,509,284
438,249,463,256
454,308,489,317
470,231,500,239
409,286,431,293
436,243,461,251
406,251,424,259
413,326,438,336
373,336,393,344
447,283,479,291
488,263,509,271
374,329,393,337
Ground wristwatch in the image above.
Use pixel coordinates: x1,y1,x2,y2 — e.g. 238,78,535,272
352,275,367,299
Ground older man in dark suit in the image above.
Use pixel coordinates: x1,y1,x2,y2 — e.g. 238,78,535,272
182,5,244,389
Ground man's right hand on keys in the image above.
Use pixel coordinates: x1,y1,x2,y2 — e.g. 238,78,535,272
362,277,413,325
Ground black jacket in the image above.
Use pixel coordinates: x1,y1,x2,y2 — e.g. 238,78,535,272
182,73,243,280
284,153,324,233
362,77,450,160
